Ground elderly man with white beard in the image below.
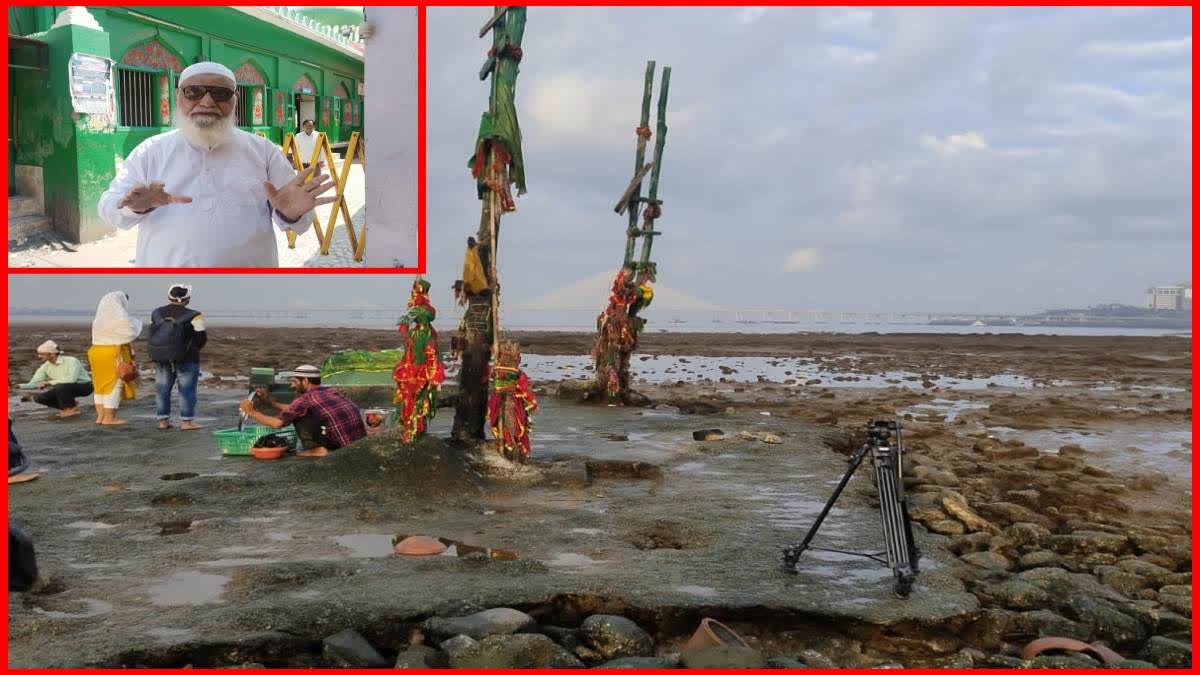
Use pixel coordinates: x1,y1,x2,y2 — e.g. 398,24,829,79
98,62,338,267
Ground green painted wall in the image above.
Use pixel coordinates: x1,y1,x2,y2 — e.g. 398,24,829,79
9,6,365,243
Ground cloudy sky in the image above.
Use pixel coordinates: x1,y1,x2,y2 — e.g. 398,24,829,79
426,5,1191,314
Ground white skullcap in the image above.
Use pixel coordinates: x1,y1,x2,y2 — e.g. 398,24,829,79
168,283,193,301
36,340,59,354
179,61,236,87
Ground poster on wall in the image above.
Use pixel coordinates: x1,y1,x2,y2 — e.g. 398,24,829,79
68,53,114,116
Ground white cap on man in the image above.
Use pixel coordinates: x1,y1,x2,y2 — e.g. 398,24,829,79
178,61,236,87
36,340,59,355
283,365,322,379
168,283,193,302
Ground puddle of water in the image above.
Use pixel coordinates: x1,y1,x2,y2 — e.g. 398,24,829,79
32,598,113,620
290,589,322,600
989,427,1192,483
158,519,192,536
544,552,605,568
236,516,279,523
676,585,719,598
148,571,230,606
67,562,114,570
267,532,293,542
899,398,989,423
674,462,708,472
335,534,396,558
196,558,284,567
522,354,1036,390
66,521,117,538
569,528,605,536
218,546,278,555
160,472,199,481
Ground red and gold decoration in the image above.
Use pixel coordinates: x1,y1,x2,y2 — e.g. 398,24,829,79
592,268,653,400
487,340,538,462
393,279,446,443
120,39,182,72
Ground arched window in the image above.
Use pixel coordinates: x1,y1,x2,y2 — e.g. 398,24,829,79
233,61,268,127
115,38,182,128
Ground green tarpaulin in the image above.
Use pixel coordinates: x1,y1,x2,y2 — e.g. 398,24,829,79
469,6,527,196
320,349,402,387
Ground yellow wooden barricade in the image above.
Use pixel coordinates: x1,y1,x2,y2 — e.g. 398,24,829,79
278,131,367,261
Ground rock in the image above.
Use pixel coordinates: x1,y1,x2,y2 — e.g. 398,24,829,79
1163,572,1191,586
1063,596,1147,646
1005,489,1042,507
927,519,965,535
439,635,479,658
1138,636,1191,668
1157,585,1191,616
1116,559,1174,585
580,615,654,660
1096,566,1148,598
961,609,1014,649
1016,609,1092,641
1048,531,1130,557
540,625,583,651
765,656,806,669
321,629,388,668
961,551,1012,572
1082,466,1113,478
680,646,767,669
907,492,949,522
1027,653,1101,668
975,579,1052,610
1004,521,1053,548
692,429,725,441
450,634,585,669
1035,455,1079,471
1058,444,1087,457
929,470,959,487
1130,473,1168,492
605,433,630,441
597,656,679,669
556,379,593,401
798,649,837,668
1019,550,1064,570
950,531,994,554
394,645,448,669
983,655,1025,668
1106,659,1159,668
423,607,537,641
978,503,1054,531
737,430,783,444
430,599,485,617
941,491,999,534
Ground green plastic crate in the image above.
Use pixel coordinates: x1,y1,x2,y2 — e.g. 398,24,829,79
214,425,297,456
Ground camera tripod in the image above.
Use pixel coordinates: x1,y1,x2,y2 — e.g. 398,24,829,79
782,419,920,598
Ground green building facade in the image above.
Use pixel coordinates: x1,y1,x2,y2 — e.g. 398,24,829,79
8,5,365,243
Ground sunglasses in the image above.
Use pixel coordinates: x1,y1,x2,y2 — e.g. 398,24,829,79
180,85,235,102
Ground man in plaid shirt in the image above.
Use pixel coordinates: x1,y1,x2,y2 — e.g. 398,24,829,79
239,365,366,457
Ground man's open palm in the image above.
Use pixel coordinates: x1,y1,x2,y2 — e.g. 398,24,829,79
263,163,337,221
117,181,192,212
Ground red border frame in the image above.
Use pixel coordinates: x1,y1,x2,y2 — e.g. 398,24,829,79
3,3,1197,674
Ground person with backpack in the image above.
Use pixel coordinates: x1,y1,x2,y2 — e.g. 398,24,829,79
149,284,208,430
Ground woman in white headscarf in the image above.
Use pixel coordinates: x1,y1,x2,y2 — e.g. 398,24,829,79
87,291,143,425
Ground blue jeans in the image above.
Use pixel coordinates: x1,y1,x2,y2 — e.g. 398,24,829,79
155,361,200,421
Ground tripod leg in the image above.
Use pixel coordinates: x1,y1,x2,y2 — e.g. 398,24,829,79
871,440,918,595
782,443,869,572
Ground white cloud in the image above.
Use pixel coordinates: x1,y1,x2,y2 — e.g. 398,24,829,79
783,248,820,273
820,8,874,31
1084,36,1191,58
825,45,878,66
734,7,768,25
920,131,989,156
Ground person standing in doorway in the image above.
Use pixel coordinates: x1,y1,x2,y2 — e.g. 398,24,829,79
148,284,208,431
295,118,319,169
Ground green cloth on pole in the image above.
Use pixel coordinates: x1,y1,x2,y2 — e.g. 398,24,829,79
468,6,527,196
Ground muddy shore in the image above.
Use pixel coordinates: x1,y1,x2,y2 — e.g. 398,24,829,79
7,327,1192,668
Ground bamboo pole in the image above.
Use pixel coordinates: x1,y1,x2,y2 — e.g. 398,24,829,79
637,66,670,279
624,61,656,268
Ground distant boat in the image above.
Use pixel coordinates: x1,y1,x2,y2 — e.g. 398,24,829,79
971,320,985,326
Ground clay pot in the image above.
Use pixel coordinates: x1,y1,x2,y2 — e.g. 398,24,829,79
251,446,287,461
683,618,750,652
394,535,448,556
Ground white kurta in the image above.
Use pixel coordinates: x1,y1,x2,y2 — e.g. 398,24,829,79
98,129,313,267
294,130,319,165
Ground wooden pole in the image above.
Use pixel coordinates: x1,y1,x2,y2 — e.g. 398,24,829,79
637,66,670,279
624,61,655,268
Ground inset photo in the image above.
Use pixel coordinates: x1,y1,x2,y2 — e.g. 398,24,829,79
7,5,417,269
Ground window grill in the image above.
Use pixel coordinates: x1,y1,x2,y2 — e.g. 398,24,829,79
236,85,255,127
116,67,157,127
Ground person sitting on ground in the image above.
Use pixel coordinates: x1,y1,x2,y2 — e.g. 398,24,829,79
88,291,142,426
239,365,366,457
17,340,93,418
149,284,208,431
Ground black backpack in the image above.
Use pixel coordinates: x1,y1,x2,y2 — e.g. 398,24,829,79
148,307,200,362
